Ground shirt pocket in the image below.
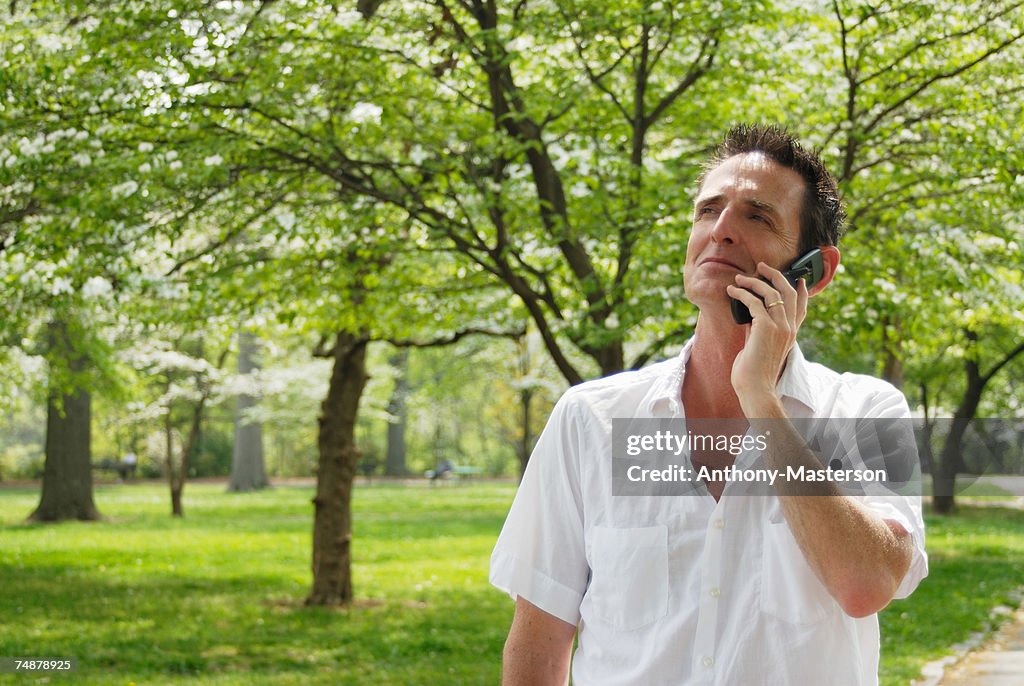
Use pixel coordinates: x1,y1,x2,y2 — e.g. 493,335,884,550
760,520,839,625
583,525,669,631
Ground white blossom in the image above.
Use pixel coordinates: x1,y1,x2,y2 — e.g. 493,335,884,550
50,276,74,296
408,146,429,165
349,102,383,124
110,180,139,198
82,276,113,299
36,34,64,52
335,9,362,27
204,154,223,166
181,18,202,37
276,211,297,231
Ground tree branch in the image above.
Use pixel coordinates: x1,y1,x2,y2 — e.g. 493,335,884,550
628,325,693,370
388,325,526,348
642,30,719,129
981,340,1024,386
864,29,1024,135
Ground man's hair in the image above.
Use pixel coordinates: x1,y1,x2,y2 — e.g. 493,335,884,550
700,123,846,250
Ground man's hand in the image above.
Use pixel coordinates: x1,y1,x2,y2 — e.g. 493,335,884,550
726,262,807,411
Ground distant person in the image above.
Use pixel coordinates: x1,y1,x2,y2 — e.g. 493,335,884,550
121,451,137,480
432,458,454,482
490,124,928,685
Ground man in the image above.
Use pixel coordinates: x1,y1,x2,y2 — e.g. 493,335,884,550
490,124,927,685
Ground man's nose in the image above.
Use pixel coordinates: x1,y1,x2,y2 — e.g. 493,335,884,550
710,207,740,244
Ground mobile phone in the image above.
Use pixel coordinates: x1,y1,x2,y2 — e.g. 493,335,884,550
730,249,825,325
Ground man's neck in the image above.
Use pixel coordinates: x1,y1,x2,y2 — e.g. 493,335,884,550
683,316,746,419
683,311,793,419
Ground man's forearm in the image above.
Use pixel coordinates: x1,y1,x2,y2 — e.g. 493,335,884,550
746,397,914,617
503,597,575,686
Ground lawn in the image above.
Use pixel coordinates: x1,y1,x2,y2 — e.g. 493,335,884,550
1,481,1022,685
0,481,514,685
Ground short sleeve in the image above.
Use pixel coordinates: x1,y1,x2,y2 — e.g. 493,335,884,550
863,496,928,599
857,381,929,600
489,392,590,626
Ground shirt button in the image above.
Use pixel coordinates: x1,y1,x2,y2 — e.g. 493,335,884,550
703,656,714,668
713,518,725,529
709,587,721,598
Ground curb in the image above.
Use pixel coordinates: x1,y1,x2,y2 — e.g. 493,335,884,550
914,594,1024,686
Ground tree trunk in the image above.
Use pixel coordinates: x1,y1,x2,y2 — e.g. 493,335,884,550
881,349,904,388
170,485,184,517
167,379,210,518
881,316,905,388
517,386,533,479
30,320,100,522
514,333,537,477
30,385,100,522
307,332,369,606
166,410,184,517
594,342,625,379
228,329,268,492
932,330,987,515
932,416,973,515
384,348,409,477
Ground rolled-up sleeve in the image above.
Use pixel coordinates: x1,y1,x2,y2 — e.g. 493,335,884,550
490,392,589,626
859,383,929,600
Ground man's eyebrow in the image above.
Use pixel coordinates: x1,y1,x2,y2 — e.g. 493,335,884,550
746,198,780,216
694,194,780,217
694,193,724,208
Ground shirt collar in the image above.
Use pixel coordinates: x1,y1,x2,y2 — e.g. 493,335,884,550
774,342,819,413
646,338,694,417
646,337,818,416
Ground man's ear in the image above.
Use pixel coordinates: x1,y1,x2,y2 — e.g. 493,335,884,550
808,246,840,297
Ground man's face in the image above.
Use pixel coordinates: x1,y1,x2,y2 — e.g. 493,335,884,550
683,152,806,313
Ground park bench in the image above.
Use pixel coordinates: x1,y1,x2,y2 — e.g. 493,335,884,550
452,465,481,480
92,459,136,480
424,463,481,484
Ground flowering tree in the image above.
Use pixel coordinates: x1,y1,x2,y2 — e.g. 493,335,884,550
4,0,1022,566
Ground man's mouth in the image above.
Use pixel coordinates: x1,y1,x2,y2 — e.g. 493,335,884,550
700,257,744,271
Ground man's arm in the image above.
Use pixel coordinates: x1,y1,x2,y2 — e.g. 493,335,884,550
729,264,915,617
503,597,577,686
751,408,914,617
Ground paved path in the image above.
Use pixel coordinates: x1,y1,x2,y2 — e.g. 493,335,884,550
935,607,1024,686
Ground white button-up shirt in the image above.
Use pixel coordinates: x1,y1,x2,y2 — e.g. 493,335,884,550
490,338,928,686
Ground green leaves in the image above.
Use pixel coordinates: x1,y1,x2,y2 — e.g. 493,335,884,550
1,0,1021,412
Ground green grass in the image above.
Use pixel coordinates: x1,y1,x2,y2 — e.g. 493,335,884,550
1,482,1022,685
0,482,515,685
879,504,1024,686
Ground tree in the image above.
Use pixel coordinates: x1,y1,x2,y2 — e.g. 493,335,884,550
228,327,269,491
383,348,409,477
82,0,528,604
0,1,163,521
29,318,101,521
307,331,367,604
758,1,1024,512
